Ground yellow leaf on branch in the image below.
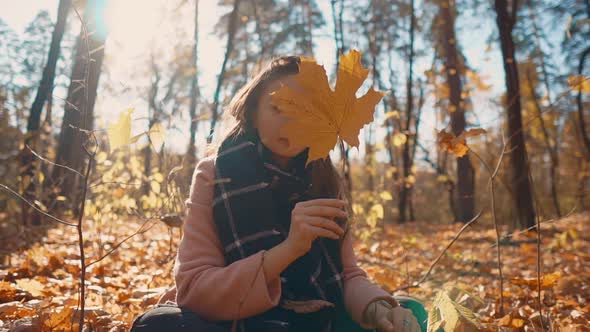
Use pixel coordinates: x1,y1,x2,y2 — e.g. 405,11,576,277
148,122,166,152
107,108,134,151
270,49,387,165
437,128,487,157
568,75,590,94
392,132,407,147
379,191,393,201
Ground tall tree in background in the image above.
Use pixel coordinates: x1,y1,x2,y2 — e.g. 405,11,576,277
186,0,200,168
434,0,475,222
21,0,71,223
208,0,240,144
551,0,590,160
551,0,590,209
330,0,345,68
215,1,270,96
20,11,55,89
51,0,108,206
0,20,27,131
521,0,561,216
361,0,388,194
521,60,561,216
398,0,417,223
494,0,536,228
291,0,317,55
207,0,325,143
142,48,189,195
332,0,352,194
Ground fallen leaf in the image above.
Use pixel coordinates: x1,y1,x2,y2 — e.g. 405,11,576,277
511,271,562,290
15,279,44,298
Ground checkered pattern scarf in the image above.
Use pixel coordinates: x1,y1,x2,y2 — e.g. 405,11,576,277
212,130,346,331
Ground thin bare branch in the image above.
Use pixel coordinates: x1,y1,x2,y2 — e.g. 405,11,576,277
0,184,77,227
26,144,84,178
393,209,484,292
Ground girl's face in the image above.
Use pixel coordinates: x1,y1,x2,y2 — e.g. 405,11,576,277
253,74,307,161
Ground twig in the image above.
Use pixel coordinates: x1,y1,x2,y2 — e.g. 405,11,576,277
0,184,77,227
86,218,158,267
528,162,546,330
471,140,509,316
25,144,84,178
76,147,92,332
88,180,142,189
393,209,484,292
72,5,91,330
487,206,577,248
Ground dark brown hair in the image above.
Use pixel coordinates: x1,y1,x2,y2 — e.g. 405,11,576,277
205,55,352,231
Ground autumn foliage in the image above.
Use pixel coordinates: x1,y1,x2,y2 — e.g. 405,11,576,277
1,212,589,330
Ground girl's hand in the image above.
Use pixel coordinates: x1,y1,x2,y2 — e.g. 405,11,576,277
284,198,348,257
365,301,421,332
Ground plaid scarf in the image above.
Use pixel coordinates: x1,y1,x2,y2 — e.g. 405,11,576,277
212,129,346,331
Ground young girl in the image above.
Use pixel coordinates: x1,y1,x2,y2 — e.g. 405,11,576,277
130,56,422,332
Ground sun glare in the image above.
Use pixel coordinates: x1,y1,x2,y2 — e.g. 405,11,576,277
104,0,161,51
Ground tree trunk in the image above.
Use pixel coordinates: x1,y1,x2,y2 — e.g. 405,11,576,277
399,0,416,223
51,0,107,209
303,2,314,55
143,57,160,196
186,0,200,168
526,0,562,216
407,79,425,222
21,0,71,224
364,16,380,194
27,0,71,135
577,157,587,210
331,0,351,194
440,0,475,222
494,0,536,229
330,0,341,67
524,66,561,217
208,0,241,143
576,47,590,159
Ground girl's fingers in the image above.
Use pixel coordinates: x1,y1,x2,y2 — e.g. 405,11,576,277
376,316,395,332
306,216,344,236
299,198,347,208
388,308,419,332
303,205,348,219
303,224,340,240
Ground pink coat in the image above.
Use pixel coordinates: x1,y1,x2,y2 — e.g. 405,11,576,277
160,156,396,329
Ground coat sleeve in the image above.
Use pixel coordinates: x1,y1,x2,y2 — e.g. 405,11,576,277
174,157,282,321
341,227,399,329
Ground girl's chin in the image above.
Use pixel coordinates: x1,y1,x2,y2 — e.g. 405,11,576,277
273,144,306,158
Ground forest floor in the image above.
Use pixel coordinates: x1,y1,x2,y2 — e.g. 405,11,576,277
0,212,588,331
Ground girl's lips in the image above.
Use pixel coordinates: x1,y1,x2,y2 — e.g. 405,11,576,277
279,137,289,147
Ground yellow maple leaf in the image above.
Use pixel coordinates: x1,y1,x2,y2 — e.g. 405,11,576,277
270,49,387,166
